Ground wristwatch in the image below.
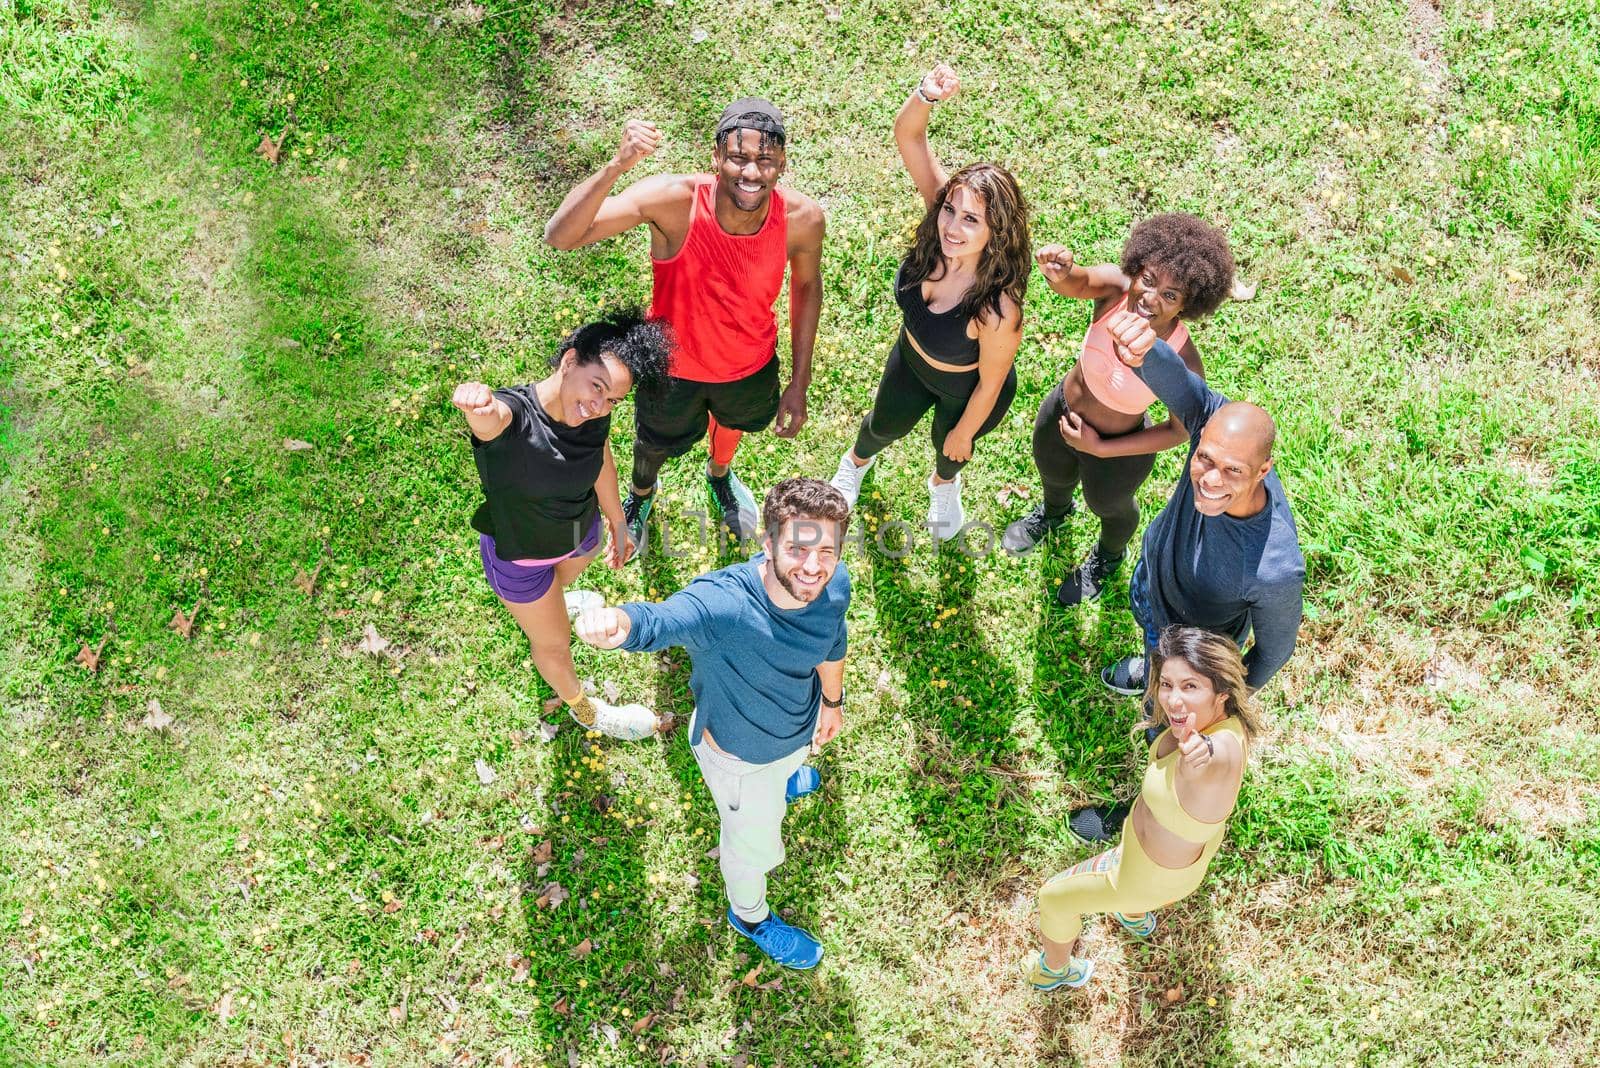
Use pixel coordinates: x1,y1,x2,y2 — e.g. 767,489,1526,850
821,692,845,709
915,85,937,105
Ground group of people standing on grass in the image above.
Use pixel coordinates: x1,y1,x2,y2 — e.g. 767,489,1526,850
452,67,1306,989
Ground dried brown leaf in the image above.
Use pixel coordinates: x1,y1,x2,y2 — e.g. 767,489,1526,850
256,131,282,165
569,937,593,959
383,898,404,914
532,839,552,864
169,607,196,639
357,624,391,656
74,639,106,673
631,1012,658,1035
281,438,314,452
552,995,571,1017
740,967,759,988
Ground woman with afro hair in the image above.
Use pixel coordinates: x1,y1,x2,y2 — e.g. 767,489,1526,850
1002,213,1235,607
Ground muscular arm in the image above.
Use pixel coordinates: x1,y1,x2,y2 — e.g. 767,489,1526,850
543,171,689,251
774,196,825,436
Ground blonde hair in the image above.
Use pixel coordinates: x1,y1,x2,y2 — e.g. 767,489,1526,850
1141,626,1261,739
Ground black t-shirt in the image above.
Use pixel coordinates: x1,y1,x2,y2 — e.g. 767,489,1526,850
469,385,607,560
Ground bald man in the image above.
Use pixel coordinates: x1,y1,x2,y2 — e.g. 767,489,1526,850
1068,311,1304,842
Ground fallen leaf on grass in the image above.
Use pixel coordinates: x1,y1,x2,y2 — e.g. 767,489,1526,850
740,967,759,988
532,840,552,864
730,1054,748,1068
1164,984,1184,1004
291,563,322,596
596,1021,619,1046
542,695,564,715
539,721,560,742
704,846,721,860
758,977,783,992
169,607,197,639
74,638,108,673
281,438,314,452
669,984,686,1012
141,699,174,732
383,898,404,913
552,996,571,1017
536,882,569,909
357,624,391,656
474,758,497,785
1230,278,1257,302
630,1011,658,1034
256,131,283,165
215,989,235,1025
1386,263,1416,285
569,937,593,958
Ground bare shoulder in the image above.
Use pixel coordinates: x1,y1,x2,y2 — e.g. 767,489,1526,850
628,172,699,206
977,291,1024,335
783,188,825,232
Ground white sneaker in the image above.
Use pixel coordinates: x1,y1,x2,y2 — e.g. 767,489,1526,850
927,473,965,542
563,589,602,620
829,451,874,508
576,696,659,742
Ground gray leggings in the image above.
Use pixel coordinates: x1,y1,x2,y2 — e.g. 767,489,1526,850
1031,380,1157,558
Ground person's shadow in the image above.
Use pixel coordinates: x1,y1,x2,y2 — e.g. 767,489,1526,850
854,483,1033,880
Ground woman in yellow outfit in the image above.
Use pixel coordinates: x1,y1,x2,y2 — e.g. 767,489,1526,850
1024,626,1260,989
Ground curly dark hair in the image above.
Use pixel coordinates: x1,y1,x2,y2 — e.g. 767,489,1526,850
902,162,1031,325
1120,213,1236,320
553,308,671,393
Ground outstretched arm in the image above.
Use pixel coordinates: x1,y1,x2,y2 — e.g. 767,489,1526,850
1034,245,1128,302
452,382,513,442
1104,311,1219,437
544,121,669,249
894,64,959,207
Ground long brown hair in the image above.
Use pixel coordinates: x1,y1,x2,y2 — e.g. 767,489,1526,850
900,162,1030,325
1141,626,1262,739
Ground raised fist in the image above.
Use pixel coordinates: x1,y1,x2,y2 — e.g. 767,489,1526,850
613,120,662,170
1036,244,1076,284
452,382,496,417
919,63,960,103
1105,309,1157,367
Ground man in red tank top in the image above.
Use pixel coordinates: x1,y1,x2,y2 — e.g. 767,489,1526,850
544,99,826,554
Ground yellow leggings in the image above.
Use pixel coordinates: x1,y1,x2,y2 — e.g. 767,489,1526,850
1037,821,1218,945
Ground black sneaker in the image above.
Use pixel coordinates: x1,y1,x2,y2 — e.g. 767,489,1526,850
1069,801,1131,844
1100,654,1146,696
1001,502,1069,554
1055,548,1124,607
621,481,658,561
706,468,758,546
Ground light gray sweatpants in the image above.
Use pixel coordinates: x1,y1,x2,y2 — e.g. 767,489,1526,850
690,713,811,925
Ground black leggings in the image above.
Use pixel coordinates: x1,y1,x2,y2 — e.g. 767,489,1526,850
1031,380,1156,558
853,339,1017,481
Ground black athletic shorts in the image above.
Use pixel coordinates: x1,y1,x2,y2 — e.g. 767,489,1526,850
634,355,781,457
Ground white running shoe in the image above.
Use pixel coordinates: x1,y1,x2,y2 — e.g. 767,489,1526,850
574,696,659,742
829,451,874,508
927,473,965,542
563,589,603,620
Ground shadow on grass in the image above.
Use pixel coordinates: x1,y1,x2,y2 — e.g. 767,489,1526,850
856,485,1032,879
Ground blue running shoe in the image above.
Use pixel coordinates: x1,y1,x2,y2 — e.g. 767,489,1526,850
1020,951,1094,991
785,765,821,803
727,908,824,970
1113,911,1159,938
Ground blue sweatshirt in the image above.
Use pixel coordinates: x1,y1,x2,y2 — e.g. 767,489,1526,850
1133,339,1306,690
619,554,850,764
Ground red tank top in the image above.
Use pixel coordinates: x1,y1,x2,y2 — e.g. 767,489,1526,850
650,176,788,383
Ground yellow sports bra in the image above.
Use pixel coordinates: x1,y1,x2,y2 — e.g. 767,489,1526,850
1139,716,1249,845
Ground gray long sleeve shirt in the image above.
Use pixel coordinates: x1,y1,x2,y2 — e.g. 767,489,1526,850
1134,339,1306,689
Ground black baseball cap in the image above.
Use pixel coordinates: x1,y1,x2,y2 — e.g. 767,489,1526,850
716,97,786,143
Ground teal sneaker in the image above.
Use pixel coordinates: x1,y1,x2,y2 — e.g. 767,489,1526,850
707,468,758,547
727,908,823,970
1020,951,1094,991
1113,911,1158,938
621,481,658,562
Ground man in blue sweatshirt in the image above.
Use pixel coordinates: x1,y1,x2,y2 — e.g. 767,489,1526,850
1072,309,1306,843
574,477,849,969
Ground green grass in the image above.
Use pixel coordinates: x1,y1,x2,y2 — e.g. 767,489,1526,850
3,0,1599,1064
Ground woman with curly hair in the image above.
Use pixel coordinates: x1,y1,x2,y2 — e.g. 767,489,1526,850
1003,214,1235,605
828,63,1029,542
1022,626,1259,990
453,309,671,740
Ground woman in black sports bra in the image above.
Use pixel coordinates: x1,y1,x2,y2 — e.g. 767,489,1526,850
827,63,1030,543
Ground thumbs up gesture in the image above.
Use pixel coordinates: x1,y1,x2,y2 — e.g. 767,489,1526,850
1105,309,1158,367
